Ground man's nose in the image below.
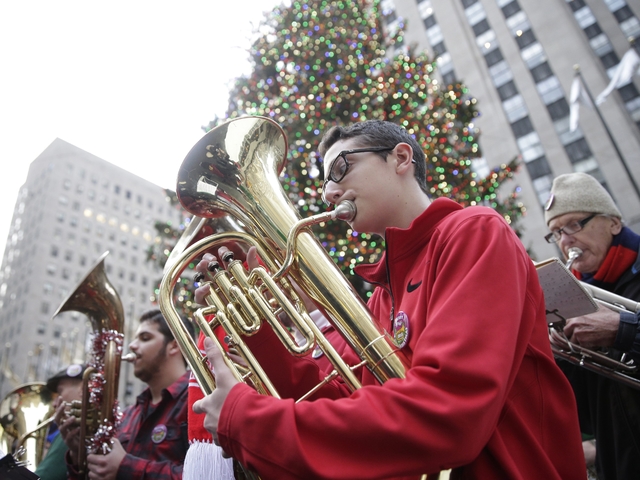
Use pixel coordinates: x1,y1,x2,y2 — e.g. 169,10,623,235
322,181,343,206
558,231,576,250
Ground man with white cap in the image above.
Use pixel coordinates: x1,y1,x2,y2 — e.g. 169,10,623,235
544,172,640,480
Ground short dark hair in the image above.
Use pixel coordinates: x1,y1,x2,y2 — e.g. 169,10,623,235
139,308,195,346
318,120,428,194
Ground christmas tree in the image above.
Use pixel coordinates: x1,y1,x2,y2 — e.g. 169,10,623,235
198,0,525,298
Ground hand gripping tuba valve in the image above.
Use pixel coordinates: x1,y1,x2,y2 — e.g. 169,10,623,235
159,116,410,400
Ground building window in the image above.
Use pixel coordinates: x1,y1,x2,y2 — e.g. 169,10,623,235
497,80,518,101
547,98,570,120
515,29,536,49
510,116,534,138
489,60,513,86
442,71,457,85
501,0,521,18
472,19,490,36
613,6,634,23
51,245,59,257
484,48,504,67
423,15,436,29
568,0,586,13
583,23,602,39
618,82,640,102
530,62,553,82
525,156,552,179
565,137,592,162
462,0,478,9
41,302,49,314
600,51,620,69
432,41,446,56
503,94,528,122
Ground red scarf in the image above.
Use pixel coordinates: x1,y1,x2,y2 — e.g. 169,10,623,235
575,227,640,288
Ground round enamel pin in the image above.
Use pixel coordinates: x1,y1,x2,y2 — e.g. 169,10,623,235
66,364,83,377
151,424,167,444
393,311,410,348
544,193,555,211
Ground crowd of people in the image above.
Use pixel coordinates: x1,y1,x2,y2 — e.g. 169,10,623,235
25,119,640,480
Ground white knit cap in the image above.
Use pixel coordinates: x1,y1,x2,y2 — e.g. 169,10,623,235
544,172,622,225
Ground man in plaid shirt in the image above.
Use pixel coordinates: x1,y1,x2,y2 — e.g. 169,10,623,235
58,309,194,479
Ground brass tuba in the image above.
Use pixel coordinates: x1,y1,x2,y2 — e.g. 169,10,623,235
0,382,55,471
546,247,639,389
53,251,129,476
159,115,410,397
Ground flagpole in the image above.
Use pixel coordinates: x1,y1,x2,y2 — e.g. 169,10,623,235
574,65,640,200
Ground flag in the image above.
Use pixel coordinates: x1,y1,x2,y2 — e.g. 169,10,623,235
595,48,640,105
569,73,593,132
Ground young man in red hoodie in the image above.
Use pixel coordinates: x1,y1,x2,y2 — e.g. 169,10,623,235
192,120,585,479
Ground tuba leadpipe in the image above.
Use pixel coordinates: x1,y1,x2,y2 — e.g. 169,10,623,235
159,116,410,399
549,247,639,389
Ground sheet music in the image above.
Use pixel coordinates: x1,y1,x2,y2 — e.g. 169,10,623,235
534,258,598,323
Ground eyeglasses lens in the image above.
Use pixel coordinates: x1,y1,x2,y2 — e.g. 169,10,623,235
331,155,347,182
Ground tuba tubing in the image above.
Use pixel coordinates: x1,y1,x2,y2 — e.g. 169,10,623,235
159,116,410,397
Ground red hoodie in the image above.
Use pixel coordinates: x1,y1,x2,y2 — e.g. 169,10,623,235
217,198,585,479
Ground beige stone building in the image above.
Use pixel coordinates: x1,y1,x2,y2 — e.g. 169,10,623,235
0,139,184,403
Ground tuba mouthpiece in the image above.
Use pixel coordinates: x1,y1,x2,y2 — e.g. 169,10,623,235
333,200,357,223
565,247,583,269
122,353,137,363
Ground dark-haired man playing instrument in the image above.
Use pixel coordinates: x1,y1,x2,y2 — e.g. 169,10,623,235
59,309,193,480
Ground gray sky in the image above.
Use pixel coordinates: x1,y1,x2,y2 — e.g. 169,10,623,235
0,0,281,260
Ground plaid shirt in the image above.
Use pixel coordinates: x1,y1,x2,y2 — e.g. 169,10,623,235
67,372,190,479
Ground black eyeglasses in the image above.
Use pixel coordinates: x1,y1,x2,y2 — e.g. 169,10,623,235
322,146,414,205
544,214,597,243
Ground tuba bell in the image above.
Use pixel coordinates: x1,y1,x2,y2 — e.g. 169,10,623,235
0,382,55,471
159,115,410,397
53,251,128,476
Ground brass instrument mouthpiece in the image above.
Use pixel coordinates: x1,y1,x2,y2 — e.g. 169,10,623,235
566,247,583,269
334,200,357,222
122,353,137,363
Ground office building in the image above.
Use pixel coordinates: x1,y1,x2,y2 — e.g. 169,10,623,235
0,139,184,402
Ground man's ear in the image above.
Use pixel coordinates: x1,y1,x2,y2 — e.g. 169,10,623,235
611,216,623,235
167,339,182,357
394,143,414,174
